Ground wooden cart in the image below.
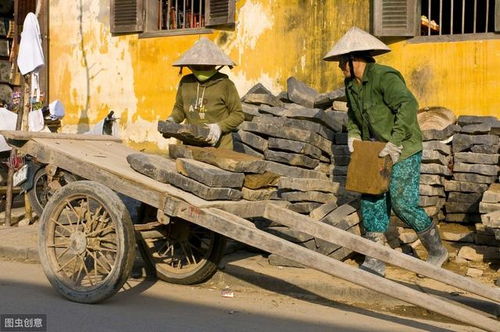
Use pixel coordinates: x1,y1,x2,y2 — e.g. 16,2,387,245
1,131,499,331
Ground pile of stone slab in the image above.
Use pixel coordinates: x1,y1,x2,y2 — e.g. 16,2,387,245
479,183,500,243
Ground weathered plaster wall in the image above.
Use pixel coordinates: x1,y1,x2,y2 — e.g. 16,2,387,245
49,0,499,152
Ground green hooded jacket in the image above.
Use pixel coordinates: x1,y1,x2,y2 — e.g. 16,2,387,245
345,63,423,161
171,72,244,149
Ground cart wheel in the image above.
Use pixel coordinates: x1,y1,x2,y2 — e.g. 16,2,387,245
140,217,226,285
28,167,76,216
38,181,135,303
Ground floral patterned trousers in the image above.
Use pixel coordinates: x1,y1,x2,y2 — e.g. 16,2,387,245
360,152,432,233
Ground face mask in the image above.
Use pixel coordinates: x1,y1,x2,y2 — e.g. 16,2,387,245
192,69,217,82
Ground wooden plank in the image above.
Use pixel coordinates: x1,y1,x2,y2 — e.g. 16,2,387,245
263,204,500,304
0,130,122,142
15,139,227,208
162,198,498,332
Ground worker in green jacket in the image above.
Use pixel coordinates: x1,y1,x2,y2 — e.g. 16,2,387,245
168,37,244,149
324,27,448,277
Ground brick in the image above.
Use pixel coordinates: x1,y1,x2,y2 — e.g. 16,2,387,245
443,180,489,193
454,152,499,165
243,171,280,189
234,129,268,152
453,173,497,184
422,150,450,165
157,121,210,146
166,172,242,200
422,124,460,141
420,163,452,176
470,144,500,154
265,161,328,179
264,149,319,169
453,162,498,176
279,190,336,203
422,141,451,155
452,134,499,153
420,174,443,186
419,184,445,197
233,140,264,158
242,187,278,201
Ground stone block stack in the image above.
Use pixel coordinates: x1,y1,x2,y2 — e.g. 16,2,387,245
419,125,457,223
478,183,500,244
445,116,499,224
236,79,349,215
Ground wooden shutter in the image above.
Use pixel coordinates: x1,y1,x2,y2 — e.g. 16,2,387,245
110,0,144,34
373,0,418,37
205,0,235,27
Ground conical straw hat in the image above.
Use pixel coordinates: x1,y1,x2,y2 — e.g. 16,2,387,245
323,27,391,61
173,37,236,67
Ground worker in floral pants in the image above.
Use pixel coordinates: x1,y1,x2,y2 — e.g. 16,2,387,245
323,27,448,277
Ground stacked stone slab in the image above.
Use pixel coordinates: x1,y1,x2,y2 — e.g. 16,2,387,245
419,126,456,223
237,79,349,214
479,183,500,244
446,116,499,224
236,80,362,266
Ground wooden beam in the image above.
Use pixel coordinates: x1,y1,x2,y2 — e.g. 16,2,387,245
163,198,498,332
0,130,122,142
263,204,500,304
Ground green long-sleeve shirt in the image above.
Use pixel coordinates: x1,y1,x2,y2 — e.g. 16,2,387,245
171,72,244,149
345,63,423,161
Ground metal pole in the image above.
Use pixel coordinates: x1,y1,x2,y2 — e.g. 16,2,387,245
167,0,170,30
450,0,454,34
175,0,178,29
191,0,194,27
462,0,465,33
485,0,489,31
200,0,203,26
473,0,477,33
428,0,431,35
183,0,186,28
439,0,442,35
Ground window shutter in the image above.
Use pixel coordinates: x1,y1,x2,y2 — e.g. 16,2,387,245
15,0,37,24
495,0,500,32
205,0,235,27
373,0,418,37
110,0,144,34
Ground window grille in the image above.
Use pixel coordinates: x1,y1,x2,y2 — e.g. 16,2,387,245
159,0,205,30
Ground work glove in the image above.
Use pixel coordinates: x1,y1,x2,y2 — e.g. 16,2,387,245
379,142,403,164
347,136,361,153
206,123,222,146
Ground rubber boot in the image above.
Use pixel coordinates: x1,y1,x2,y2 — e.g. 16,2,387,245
417,222,448,267
359,232,386,277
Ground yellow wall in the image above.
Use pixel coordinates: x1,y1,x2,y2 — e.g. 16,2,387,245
48,0,499,152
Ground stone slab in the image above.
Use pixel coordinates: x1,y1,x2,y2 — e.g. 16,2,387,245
479,202,500,214
447,192,483,203
176,158,244,188
309,199,339,220
420,163,452,176
420,174,443,186
313,87,345,109
279,190,336,203
234,129,268,152
243,171,281,189
422,141,451,155
470,144,500,154
127,152,177,183
445,213,481,223
287,202,323,214
233,140,264,158
445,201,479,214
443,180,489,193
461,123,493,135
422,150,450,165
453,172,497,184
457,245,500,262
242,187,278,201
283,102,342,133
482,184,500,203
242,93,284,107
453,162,498,176
320,201,359,227
457,115,498,126
267,137,323,160
454,152,499,165
278,177,340,193
169,144,268,174
265,161,328,179
241,103,260,120
253,111,335,141
419,184,445,197
264,149,319,169
422,124,460,141
239,121,332,155
452,134,499,153
332,145,350,155
332,154,350,166
157,121,210,146
165,171,243,201
287,77,319,108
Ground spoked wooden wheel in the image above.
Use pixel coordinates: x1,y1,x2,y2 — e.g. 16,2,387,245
38,181,135,303
140,217,226,285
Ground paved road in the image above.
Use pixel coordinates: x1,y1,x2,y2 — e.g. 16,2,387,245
0,260,480,332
